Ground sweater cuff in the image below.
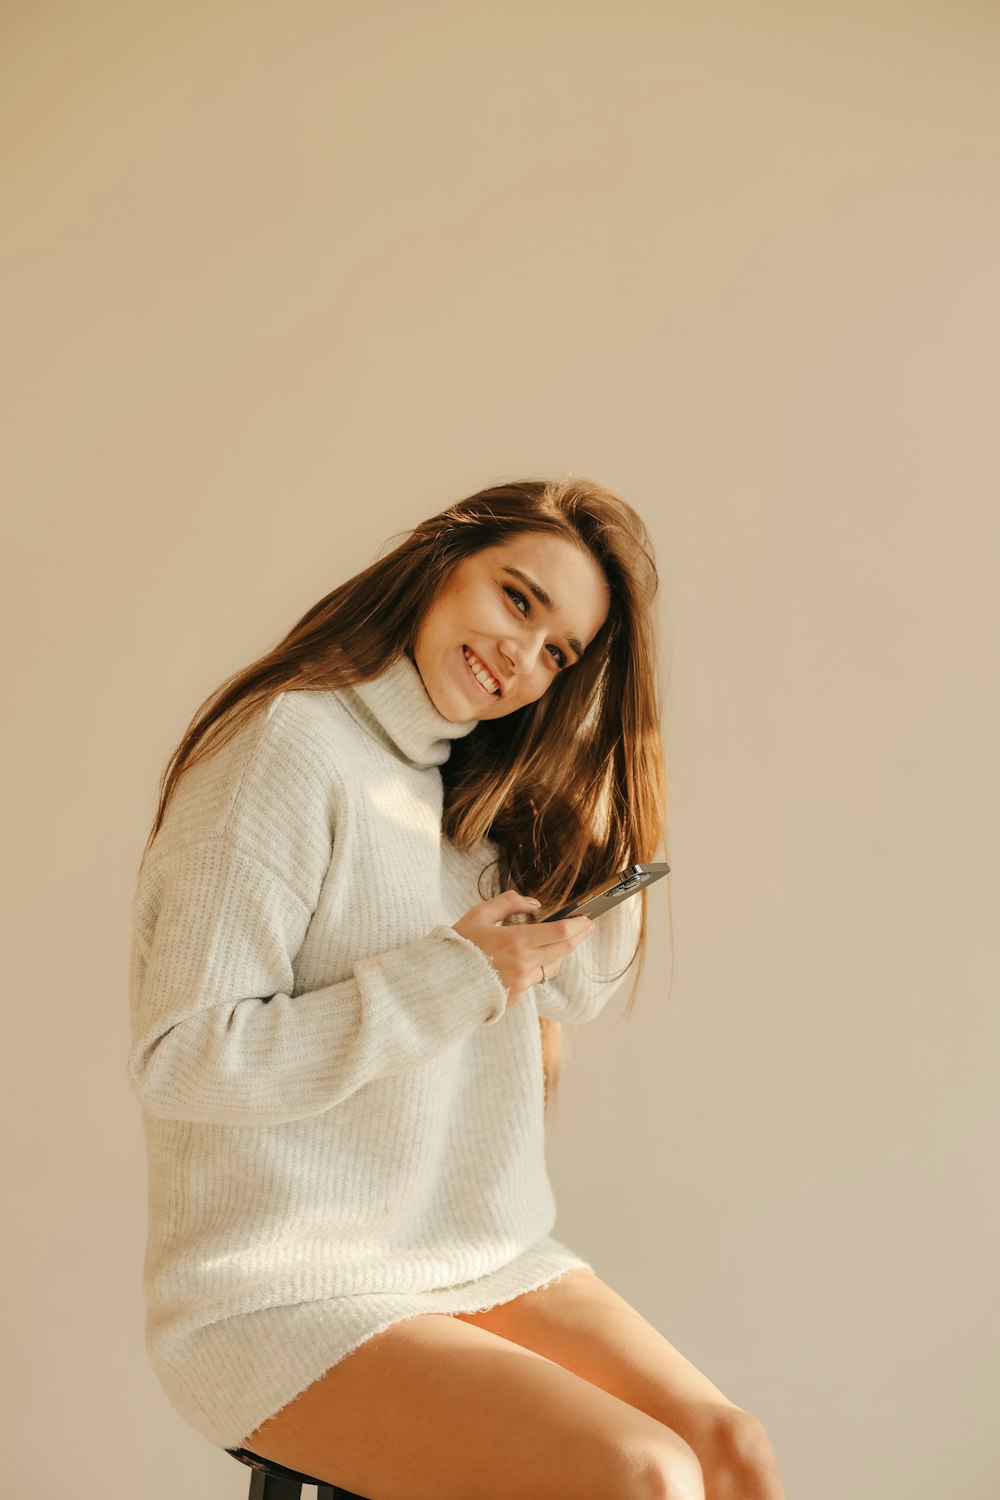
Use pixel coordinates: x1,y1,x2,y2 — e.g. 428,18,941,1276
429,924,509,1025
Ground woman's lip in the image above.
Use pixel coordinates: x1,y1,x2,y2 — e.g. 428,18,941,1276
463,645,500,696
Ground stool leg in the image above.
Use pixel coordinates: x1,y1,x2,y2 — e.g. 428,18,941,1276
248,1470,302,1499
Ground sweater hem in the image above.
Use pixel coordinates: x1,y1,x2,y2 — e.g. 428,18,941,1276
148,1235,595,1450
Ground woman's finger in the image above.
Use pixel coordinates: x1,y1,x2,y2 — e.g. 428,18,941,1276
518,916,593,962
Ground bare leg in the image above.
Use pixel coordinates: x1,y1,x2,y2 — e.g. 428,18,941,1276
455,1269,788,1500
244,1306,706,1500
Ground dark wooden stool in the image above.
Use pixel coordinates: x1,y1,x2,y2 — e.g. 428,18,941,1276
226,1445,370,1499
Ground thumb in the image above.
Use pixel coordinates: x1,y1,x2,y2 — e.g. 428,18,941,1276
482,888,542,924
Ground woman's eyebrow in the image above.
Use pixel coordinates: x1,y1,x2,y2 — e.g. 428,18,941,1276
501,566,584,660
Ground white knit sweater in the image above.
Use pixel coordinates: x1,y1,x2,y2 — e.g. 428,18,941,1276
128,652,641,1448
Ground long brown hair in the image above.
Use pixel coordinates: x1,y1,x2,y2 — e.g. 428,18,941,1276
145,476,671,1116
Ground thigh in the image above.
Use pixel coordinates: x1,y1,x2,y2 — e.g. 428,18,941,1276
243,1309,702,1500
455,1269,743,1465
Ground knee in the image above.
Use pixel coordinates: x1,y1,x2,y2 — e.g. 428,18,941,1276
708,1408,782,1495
636,1434,705,1500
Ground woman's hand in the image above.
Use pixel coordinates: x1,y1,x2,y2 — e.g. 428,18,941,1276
452,889,594,1008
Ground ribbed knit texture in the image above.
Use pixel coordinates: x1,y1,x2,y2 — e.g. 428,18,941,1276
128,652,641,1448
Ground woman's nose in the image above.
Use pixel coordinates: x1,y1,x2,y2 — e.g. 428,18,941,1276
498,635,542,675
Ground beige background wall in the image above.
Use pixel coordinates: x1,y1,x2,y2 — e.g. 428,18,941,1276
3,3,997,1497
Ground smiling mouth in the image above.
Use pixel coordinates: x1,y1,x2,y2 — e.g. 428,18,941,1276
463,645,501,696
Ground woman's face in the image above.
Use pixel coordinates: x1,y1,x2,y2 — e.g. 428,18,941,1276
412,533,611,721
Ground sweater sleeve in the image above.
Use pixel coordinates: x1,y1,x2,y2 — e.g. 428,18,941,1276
534,893,643,1024
128,838,509,1126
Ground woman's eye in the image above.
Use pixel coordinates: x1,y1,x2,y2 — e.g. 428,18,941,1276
503,584,567,668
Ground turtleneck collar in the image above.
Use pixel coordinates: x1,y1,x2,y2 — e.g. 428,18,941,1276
338,653,479,769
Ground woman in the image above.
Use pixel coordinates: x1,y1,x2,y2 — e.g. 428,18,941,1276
129,476,786,1500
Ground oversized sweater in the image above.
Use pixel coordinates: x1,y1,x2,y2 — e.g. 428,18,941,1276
128,652,641,1448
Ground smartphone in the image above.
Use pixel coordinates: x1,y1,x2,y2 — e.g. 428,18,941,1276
539,862,670,923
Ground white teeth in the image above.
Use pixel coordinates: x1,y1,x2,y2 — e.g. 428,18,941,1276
463,646,499,693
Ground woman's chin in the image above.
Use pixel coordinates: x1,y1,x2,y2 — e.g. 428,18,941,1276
415,652,495,721
421,675,477,722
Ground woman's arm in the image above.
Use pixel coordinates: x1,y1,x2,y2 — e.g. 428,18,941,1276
127,837,508,1127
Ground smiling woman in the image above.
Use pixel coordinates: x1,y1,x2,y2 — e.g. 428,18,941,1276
123,476,761,1500
412,534,611,720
